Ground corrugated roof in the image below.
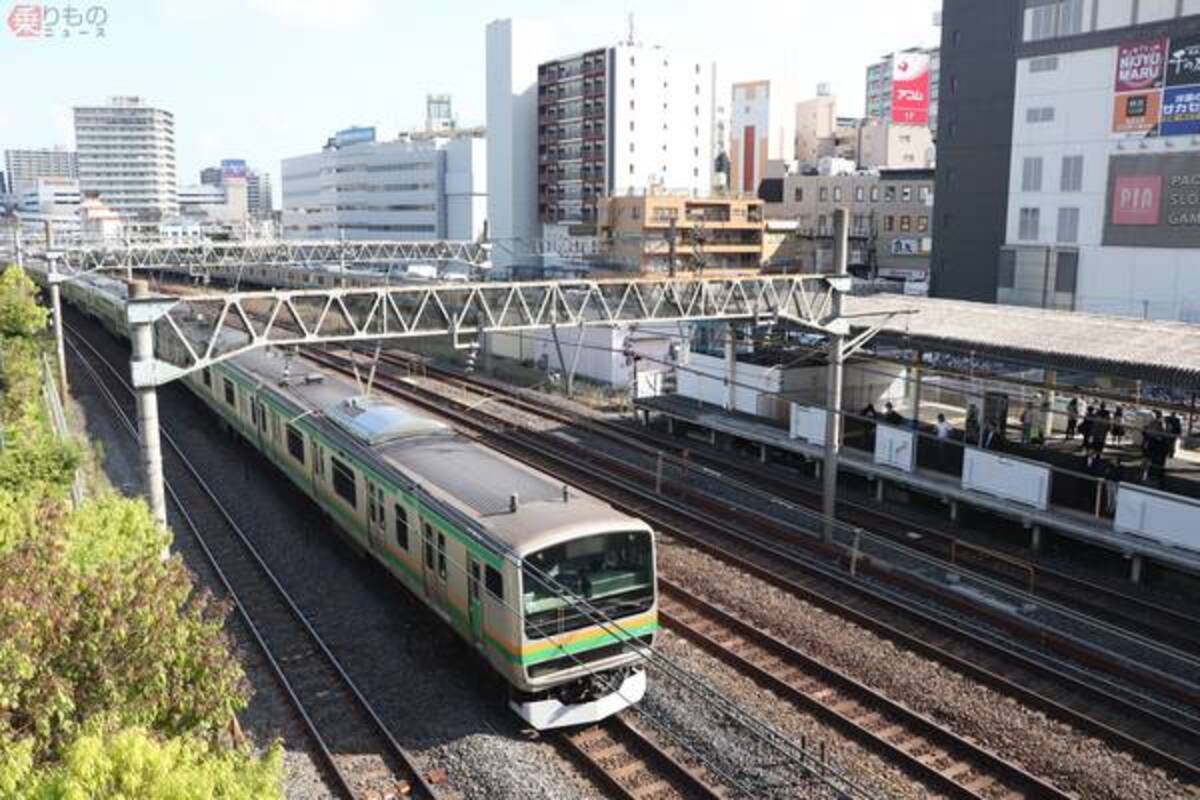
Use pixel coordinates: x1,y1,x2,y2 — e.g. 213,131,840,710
844,294,1200,390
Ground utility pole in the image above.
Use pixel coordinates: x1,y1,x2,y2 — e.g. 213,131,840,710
129,279,168,527
822,207,849,542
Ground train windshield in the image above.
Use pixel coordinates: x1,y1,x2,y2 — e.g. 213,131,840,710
522,530,654,639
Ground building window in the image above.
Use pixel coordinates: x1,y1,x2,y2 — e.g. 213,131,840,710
1060,155,1083,192
1026,106,1055,123
833,186,842,202
884,186,896,202
629,100,635,110
794,187,803,202
870,186,880,202
630,78,635,88
1029,56,1059,73
917,215,929,233
855,186,865,202
1021,157,1043,191
885,215,895,232
286,425,304,464
819,186,829,201
331,456,357,508
1018,207,1040,241
630,121,635,131
900,216,912,232
1056,206,1080,243
394,503,409,550
223,378,236,408
918,186,931,202
630,142,635,152
817,214,827,231
901,186,913,201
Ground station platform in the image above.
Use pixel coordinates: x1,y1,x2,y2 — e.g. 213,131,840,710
635,393,1200,579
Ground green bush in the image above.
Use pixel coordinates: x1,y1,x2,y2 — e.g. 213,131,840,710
0,725,282,800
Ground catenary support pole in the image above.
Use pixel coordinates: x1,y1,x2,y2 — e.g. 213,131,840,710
822,207,849,542
130,279,167,528
49,271,68,402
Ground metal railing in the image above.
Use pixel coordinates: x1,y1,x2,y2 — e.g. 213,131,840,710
41,353,84,509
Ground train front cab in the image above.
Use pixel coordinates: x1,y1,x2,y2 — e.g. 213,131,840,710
511,526,657,729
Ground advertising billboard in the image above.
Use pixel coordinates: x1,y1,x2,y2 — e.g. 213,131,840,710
333,126,376,148
891,52,930,126
1113,90,1162,133
1103,153,1200,247
1115,38,1168,92
1166,34,1200,87
220,159,247,180
1160,86,1200,136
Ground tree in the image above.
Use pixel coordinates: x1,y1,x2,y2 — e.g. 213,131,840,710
0,521,247,762
0,266,48,339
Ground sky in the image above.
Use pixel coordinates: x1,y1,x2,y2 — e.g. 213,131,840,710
1,0,941,204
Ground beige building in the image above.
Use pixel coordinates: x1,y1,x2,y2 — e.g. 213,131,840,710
730,80,797,195
857,120,933,170
764,168,934,282
794,93,835,164
599,193,764,273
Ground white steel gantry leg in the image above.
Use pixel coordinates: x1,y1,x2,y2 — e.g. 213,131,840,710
49,276,68,402
822,208,849,543
129,279,167,527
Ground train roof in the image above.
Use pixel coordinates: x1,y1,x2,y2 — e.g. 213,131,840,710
222,345,647,556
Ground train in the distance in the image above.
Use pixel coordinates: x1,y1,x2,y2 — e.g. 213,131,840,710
38,267,658,729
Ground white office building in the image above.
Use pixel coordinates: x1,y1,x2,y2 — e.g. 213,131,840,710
15,176,82,242
4,147,77,194
281,132,486,241
1001,1,1200,321
73,96,178,230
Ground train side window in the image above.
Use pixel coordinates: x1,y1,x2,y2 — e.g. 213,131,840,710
331,456,356,508
394,503,409,549
201,367,211,388
286,425,304,463
437,532,447,580
485,565,504,601
223,378,236,408
423,523,435,569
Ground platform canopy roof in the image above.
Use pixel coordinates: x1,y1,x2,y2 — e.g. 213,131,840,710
845,294,1200,391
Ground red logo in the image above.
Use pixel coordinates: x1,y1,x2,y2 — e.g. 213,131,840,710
7,4,42,36
1112,175,1162,225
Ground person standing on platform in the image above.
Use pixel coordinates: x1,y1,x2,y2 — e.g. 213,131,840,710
1079,406,1095,452
1065,397,1079,441
1166,411,1184,458
884,402,903,426
965,404,981,446
1112,406,1126,447
1142,410,1168,488
935,413,954,471
1020,401,1035,446
1093,403,1111,456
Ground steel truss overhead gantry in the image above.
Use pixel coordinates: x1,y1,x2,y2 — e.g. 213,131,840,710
129,275,853,387
115,274,851,525
51,239,492,272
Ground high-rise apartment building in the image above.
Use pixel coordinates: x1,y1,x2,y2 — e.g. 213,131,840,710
865,48,941,132
537,42,714,230
729,80,796,196
282,130,485,241
4,147,78,194
74,97,177,228
933,0,1200,322
200,166,223,186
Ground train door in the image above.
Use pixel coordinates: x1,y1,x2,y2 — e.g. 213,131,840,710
422,522,437,602
366,482,384,553
467,558,483,649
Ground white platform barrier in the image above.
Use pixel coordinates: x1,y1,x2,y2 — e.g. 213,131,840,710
635,371,664,399
790,403,827,446
1114,485,1200,552
961,448,1051,511
875,425,916,472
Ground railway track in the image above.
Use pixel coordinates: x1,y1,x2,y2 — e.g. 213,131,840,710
561,715,727,800
658,578,1066,799
64,325,441,800
380,349,1200,660
309,346,1200,789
